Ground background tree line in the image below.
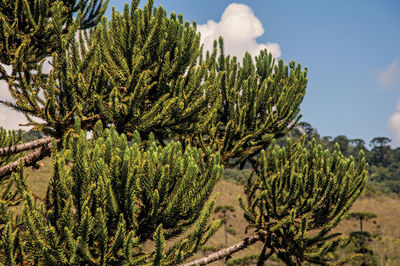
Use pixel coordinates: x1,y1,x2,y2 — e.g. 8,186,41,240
288,122,399,196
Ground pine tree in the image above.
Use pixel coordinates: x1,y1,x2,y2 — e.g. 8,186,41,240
0,0,369,265
214,205,235,246
345,212,378,265
1,0,218,140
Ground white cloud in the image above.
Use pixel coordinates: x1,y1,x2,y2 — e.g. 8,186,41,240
0,79,28,131
0,105,28,131
197,3,281,60
0,64,13,101
42,58,52,74
0,111,5,123
378,59,400,90
0,63,30,131
388,99,400,147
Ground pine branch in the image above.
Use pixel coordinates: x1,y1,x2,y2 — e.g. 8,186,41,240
0,137,52,156
81,114,102,130
0,141,56,180
0,115,99,179
180,231,268,266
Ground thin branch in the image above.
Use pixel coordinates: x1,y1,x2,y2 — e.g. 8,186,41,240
180,231,268,266
0,137,52,156
0,140,57,180
82,114,102,130
0,115,100,179
0,115,99,156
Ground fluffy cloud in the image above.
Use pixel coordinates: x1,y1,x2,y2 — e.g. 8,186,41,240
197,3,281,60
0,105,28,130
0,111,6,123
0,64,29,130
0,64,13,101
378,59,400,90
388,100,400,147
0,84,28,131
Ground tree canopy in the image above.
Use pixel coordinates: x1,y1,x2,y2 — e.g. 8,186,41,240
0,0,368,265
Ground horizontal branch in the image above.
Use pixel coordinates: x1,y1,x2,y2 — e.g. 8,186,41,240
0,137,52,156
0,140,58,180
180,231,268,266
0,115,101,180
82,114,102,130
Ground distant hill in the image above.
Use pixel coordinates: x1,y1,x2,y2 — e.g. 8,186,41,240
22,129,43,142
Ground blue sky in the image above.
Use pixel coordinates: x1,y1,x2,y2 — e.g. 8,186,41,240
1,0,399,147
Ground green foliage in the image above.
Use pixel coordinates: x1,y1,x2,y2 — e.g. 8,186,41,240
0,0,108,67
0,127,23,167
239,138,368,265
350,253,378,266
1,1,102,136
13,121,223,264
2,0,308,167
0,162,26,265
0,0,372,264
199,245,218,252
369,137,391,167
0,164,26,227
345,212,377,222
0,128,24,228
215,205,235,214
197,43,308,167
284,122,400,196
1,0,219,140
226,227,237,236
96,0,218,141
0,222,20,265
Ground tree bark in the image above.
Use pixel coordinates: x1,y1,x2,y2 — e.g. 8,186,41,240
0,114,100,180
0,137,52,156
0,141,55,180
180,231,268,266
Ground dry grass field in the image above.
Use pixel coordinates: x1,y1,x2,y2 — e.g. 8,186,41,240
335,195,400,265
23,158,400,265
